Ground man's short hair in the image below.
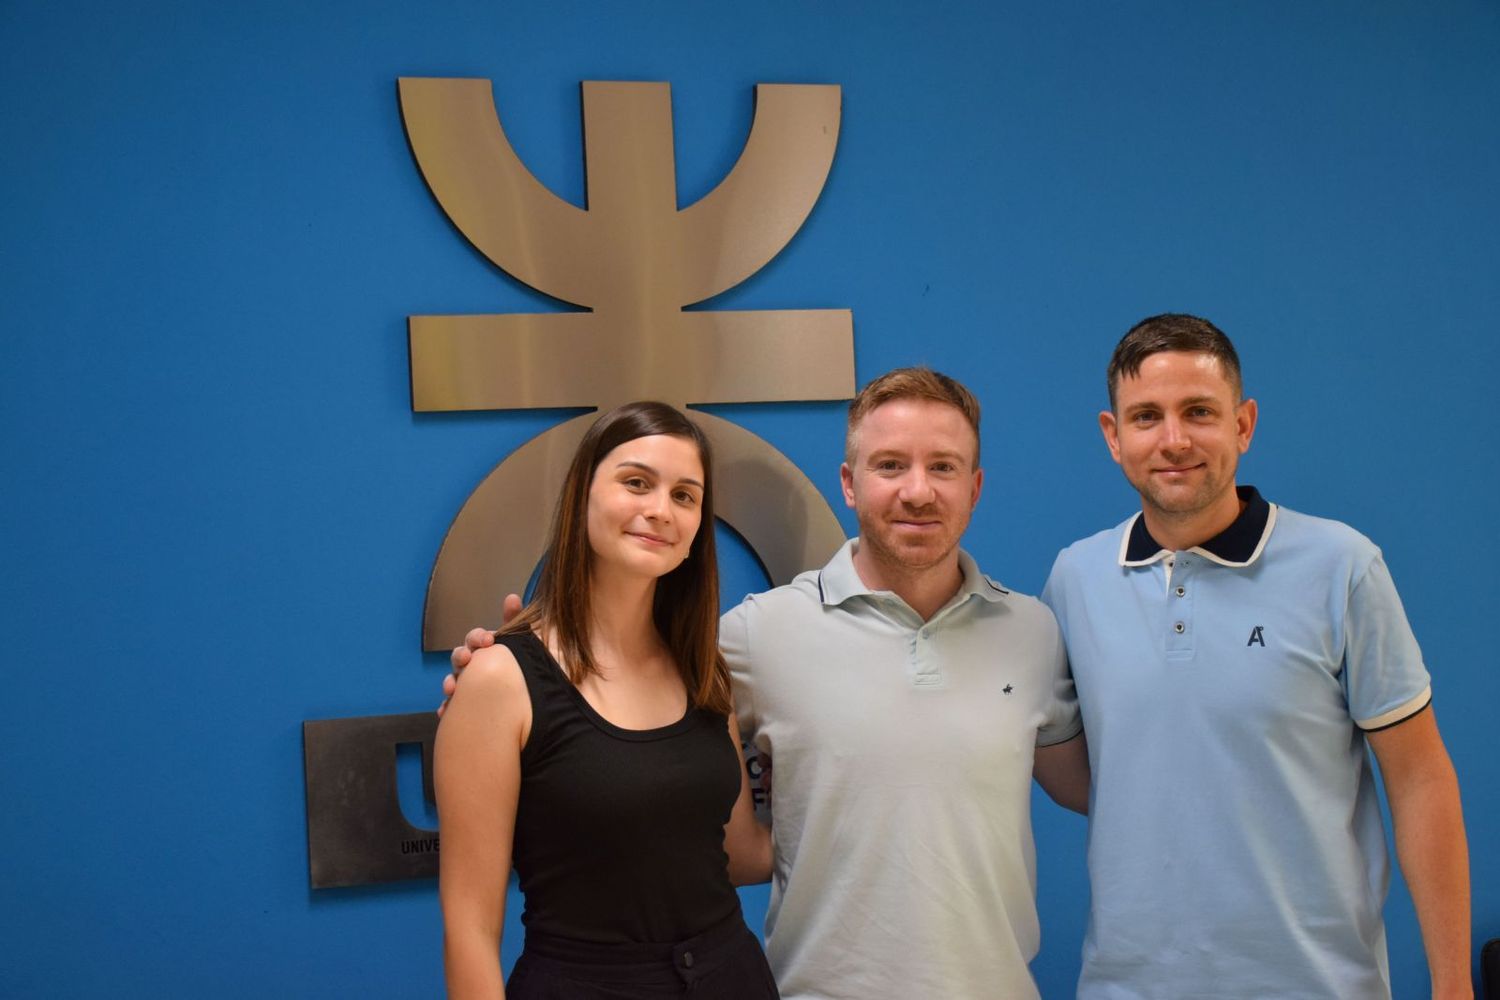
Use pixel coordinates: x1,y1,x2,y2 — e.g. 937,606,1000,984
845,366,982,465
1107,313,1243,409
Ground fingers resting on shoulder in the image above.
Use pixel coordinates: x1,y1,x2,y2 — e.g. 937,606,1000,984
438,593,524,716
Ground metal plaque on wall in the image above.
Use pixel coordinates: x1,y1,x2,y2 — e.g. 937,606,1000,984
303,713,439,888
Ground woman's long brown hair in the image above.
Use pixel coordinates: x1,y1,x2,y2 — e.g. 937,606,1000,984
501,401,732,716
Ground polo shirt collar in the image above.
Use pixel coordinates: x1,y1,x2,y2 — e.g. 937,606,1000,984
818,538,1010,607
1118,485,1278,568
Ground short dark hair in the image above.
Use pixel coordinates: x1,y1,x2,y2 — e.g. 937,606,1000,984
502,401,731,715
1106,314,1243,409
845,366,982,465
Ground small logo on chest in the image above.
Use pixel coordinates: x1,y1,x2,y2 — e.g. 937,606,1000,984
1246,625,1266,647
1003,684,1014,695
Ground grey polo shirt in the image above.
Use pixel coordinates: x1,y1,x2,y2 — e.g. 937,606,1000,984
723,538,1081,1000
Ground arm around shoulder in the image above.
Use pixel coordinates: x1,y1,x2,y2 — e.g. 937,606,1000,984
436,643,531,999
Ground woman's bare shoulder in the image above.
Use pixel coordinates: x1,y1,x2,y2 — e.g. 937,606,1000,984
453,641,529,703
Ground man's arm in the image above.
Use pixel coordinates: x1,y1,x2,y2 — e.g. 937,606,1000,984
719,599,773,826
721,708,772,885
1033,581,1087,815
1032,732,1089,815
1367,707,1471,1000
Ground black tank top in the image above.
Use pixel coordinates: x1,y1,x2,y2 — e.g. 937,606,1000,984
503,631,742,944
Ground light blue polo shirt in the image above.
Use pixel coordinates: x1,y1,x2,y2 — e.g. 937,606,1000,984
1042,487,1430,1000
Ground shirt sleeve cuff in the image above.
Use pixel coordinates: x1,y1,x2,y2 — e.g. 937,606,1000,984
1036,715,1084,748
1356,686,1432,732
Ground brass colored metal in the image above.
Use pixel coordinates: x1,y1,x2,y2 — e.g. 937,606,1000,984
398,79,841,311
694,409,844,586
421,408,846,650
399,78,853,649
409,310,854,412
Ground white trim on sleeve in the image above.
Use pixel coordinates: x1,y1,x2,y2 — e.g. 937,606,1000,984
1356,685,1432,732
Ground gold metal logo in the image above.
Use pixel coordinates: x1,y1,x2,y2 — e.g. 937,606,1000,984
399,78,854,648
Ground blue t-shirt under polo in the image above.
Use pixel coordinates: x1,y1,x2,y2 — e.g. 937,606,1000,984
1042,487,1431,1000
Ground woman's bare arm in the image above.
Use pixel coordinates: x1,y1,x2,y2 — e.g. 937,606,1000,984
436,644,530,999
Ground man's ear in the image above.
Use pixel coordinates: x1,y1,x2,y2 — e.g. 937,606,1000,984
1099,410,1123,464
1236,397,1258,454
839,462,856,509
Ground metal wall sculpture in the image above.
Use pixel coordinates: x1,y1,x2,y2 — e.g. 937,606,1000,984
402,78,853,650
304,78,852,887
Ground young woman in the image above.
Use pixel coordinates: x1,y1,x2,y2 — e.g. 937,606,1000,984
435,401,776,999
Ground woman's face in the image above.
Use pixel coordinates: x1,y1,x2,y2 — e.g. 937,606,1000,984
586,434,706,580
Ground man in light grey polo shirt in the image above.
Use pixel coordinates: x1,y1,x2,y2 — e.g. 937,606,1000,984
451,368,1090,999
722,367,1087,999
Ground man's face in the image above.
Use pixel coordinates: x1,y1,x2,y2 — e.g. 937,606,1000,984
840,398,983,575
1100,351,1257,522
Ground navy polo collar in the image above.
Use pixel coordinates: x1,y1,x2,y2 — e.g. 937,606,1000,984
1120,485,1276,568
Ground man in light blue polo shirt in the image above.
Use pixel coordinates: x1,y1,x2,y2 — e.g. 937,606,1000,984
1042,314,1472,998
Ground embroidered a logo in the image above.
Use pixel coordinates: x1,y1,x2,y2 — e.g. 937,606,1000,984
1247,625,1266,647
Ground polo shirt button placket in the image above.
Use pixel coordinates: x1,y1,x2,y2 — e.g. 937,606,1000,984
912,625,942,687
1167,554,1194,657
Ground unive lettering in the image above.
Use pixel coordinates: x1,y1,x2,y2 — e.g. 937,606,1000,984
400,836,440,856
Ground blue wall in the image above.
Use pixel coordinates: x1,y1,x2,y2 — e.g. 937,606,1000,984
4,1,1497,996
